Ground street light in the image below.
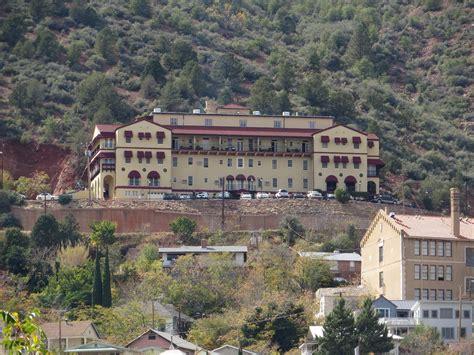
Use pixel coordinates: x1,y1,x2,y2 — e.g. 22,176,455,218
258,178,263,193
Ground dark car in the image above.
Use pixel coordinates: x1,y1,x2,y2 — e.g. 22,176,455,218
371,194,399,204
163,193,178,200
292,192,306,199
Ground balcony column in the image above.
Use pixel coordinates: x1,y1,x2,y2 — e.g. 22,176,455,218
284,138,287,153
257,137,260,151
193,136,196,150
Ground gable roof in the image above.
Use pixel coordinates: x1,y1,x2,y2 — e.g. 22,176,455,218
125,329,199,351
373,295,398,308
41,321,99,339
312,124,368,137
212,344,259,355
391,300,418,310
95,124,121,134
65,340,134,353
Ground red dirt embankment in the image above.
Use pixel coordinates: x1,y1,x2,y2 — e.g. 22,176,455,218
2,140,76,194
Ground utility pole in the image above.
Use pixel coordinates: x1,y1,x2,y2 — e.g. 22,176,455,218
44,197,47,215
0,142,4,190
151,300,155,329
85,148,92,206
221,177,225,231
458,285,462,341
58,309,65,355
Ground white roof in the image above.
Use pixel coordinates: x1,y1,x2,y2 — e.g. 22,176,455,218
316,286,369,298
161,350,186,355
309,326,324,338
298,251,361,262
159,246,248,253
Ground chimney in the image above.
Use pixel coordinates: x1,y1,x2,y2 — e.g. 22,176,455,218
450,188,460,237
201,239,208,249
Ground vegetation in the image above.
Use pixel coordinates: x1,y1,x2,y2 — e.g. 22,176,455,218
400,324,446,354
0,310,47,353
0,0,472,207
169,216,197,244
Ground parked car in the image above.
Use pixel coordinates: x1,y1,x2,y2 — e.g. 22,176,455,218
179,194,192,200
307,190,323,199
325,193,336,200
256,192,271,199
275,189,290,199
216,191,231,199
240,192,253,200
195,192,209,199
371,194,399,204
36,193,58,201
163,193,178,200
292,192,306,199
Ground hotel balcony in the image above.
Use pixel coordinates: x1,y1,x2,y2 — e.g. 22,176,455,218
171,144,312,157
379,317,418,328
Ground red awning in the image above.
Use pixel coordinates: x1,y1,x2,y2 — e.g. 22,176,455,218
128,170,141,178
344,176,357,184
226,175,234,181
321,155,330,163
247,175,256,181
137,151,144,158
335,137,341,144
124,130,133,138
368,141,374,148
353,156,361,164
321,136,330,143
352,136,362,143
368,158,385,167
236,174,246,180
138,132,144,139
124,151,133,158
144,151,152,158
145,132,152,139
333,156,341,163
341,138,348,144
148,171,160,179
156,152,165,159
326,175,338,183
341,156,349,163
156,131,165,138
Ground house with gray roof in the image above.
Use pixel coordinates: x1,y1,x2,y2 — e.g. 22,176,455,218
298,251,361,282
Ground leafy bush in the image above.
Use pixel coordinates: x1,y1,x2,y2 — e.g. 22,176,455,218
169,216,197,245
0,213,21,228
335,188,350,203
58,194,73,205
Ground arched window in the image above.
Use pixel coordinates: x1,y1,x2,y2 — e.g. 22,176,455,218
236,174,246,190
226,175,234,190
148,171,160,187
247,175,256,191
128,171,141,186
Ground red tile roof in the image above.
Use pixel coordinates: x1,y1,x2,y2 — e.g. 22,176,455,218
368,133,379,140
164,125,320,138
393,215,474,240
96,124,121,133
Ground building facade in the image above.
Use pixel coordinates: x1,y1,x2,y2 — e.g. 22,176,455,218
361,188,474,301
88,104,383,200
298,251,361,283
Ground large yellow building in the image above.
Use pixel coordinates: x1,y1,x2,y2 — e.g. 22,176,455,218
361,188,474,301
88,103,384,200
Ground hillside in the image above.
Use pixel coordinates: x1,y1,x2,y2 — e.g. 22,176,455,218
0,0,472,210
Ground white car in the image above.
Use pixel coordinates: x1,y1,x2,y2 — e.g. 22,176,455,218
195,192,209,199
179,194,192,200
275,189,290,199
256,192,271,199
326,193,336,200
216,191,231,199
240,192,252,200
307,190,323,199
36,193,58,201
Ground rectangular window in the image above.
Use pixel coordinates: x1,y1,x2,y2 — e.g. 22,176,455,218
125,157,131,163
446,289,453,300
205,118,213,126
258,161,261,166
237,140,243,151
188,157,193,165
438,289,445,300
379,246,383,263
446,265,452,281
303,160,308,170
172,157,178,167
437,265,444,281
446,242,452,257
187,176,193,186
309,121,316,129
203,158,208,168
146,157,151,164
430,289,437,300
441,328,454,340
272,178,278,188
377,309,389,318
463,310,470,319
274,120,282,128
415,240,420,256
322,142,328,148
272,160,277,169
423,310,429,318
431,310,438,318
379,271,384,287
170,118,178,125
354,163,360,169
422,265,428,280
430,241,436,256
335,162,339,169
422,241,428,256
354,143,360,149
440,308,453,319
414,264,420,280
342,163,347,169
227,158,232,167
322,162,328,168
430,265,436,280
438,241,444,257
126,137,131,143
138,158,143,164
466,278,474,292
466,248,474,266
157,137,163,144
238,158,243,168
422,289,429,300
288,160,293,168
414,288,421,300
461,328,466,339
157,158,163,164
368,164,377,176
288,178,293,189
239,119,247,127
303,179,308,189
248,159,253,168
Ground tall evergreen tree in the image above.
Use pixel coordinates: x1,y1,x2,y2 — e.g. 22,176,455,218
102,247,112,307
92,249,102,307
355,298,393,354
345,22,372,65
319,298,357,355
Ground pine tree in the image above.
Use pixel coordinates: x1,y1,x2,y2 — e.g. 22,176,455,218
319,298,357,355
355,298,393,354
92,248,102,307
102,247,112,307
345,21,372,65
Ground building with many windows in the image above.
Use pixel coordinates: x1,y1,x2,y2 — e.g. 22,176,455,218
88,103,384,199
361,188,474,301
